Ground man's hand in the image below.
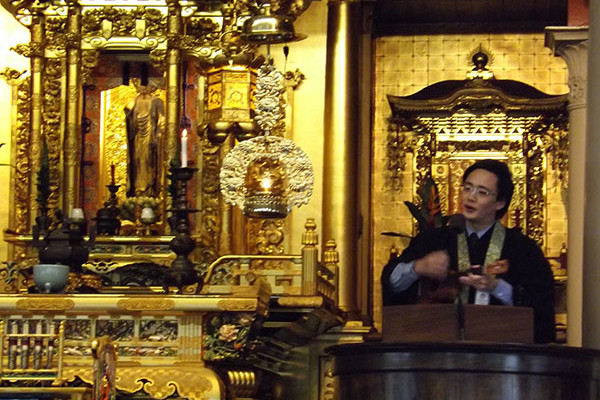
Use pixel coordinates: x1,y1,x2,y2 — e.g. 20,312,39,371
459,270,499,292
414,250,450,281
485,259,509,276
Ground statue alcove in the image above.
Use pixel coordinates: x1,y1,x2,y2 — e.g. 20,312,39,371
2,2,229,271
82,56,170,234
385,53,569,252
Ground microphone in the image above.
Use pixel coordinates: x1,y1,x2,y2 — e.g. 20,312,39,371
448,213,466,234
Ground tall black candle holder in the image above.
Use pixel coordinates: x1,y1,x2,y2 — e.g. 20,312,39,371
93,184,121,236
165,166,202,293
106,184,120,208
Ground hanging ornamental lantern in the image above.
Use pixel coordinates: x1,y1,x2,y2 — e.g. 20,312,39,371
220,62,313,218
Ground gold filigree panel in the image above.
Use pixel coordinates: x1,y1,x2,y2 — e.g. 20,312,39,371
116,298,175,311
217,299,257,311
12,76,31,235
196,136,222,265
43,58,63,222
386,105,567,248
65,365,221,400
16,298,75,311
248,219,285,255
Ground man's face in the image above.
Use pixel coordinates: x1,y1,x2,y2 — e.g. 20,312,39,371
461,168,506,230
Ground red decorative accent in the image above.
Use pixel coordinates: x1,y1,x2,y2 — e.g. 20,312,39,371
568,0,589,26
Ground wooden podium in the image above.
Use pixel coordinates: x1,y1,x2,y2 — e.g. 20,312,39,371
382,304,534,343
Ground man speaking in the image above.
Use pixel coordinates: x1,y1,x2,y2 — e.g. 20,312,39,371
381,159,555,343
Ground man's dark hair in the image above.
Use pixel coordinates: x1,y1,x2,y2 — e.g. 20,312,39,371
462,159,514,219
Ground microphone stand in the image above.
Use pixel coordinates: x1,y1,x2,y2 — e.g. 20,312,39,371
456,284,466,341
448,214,468,341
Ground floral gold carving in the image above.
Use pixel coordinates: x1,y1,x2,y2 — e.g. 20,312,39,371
11,42,44,58
149,49,168,72
81,50,100,86
16,298,75,311
65,365,217,400
0,68,26,85
82,7,167,39
249,219,285,255
13,78,31,233
277,296,324,308
43,59,64,218
46,16,68,53
117,298,175,311
197,136,221,266
216,299,257,311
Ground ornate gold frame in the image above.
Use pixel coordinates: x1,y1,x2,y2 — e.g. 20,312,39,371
386,76,568,249
1,0,309,266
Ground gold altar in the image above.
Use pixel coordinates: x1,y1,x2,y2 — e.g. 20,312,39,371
0,0,574,398
0,0,357,398
0,291,269,400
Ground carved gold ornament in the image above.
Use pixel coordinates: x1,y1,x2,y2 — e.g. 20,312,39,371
117,298,175,311
65,365,220,400
16,298,75,311
217,299,257,311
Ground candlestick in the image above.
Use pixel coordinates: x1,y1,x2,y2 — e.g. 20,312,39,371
110,164,115,185
165,166,201,293
181,129,188,167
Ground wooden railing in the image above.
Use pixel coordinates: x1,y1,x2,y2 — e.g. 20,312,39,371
203,219,339,307
0,320,65,384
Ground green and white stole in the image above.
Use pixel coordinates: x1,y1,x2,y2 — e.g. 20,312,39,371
456,221,506,304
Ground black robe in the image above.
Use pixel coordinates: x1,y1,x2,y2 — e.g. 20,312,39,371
381,224,556,344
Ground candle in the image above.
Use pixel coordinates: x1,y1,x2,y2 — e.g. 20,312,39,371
140,207,155,222
70,208,84,222
181,128,188,167
110,164,115,185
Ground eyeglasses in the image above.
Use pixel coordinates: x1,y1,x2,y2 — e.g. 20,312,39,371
462,183,496,198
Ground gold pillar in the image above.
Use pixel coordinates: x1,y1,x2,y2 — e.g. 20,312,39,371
322,0,361,316
29,12,46,229
64,0,82,212
301,219,318,295
166,0,182,162
584,1,600,349
219,135,234,255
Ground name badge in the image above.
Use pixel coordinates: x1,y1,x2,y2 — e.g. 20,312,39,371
474,290,490,305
